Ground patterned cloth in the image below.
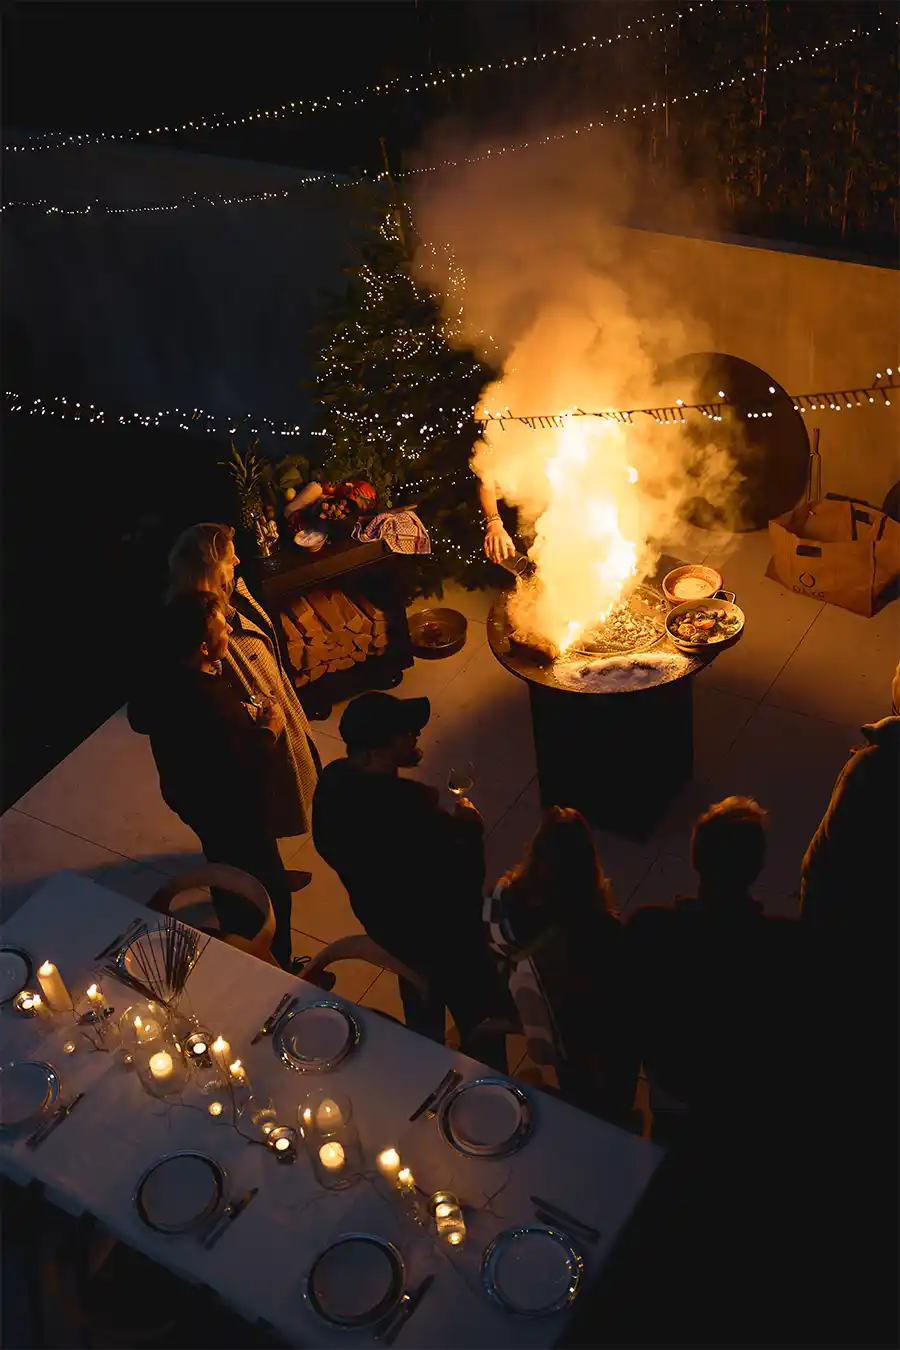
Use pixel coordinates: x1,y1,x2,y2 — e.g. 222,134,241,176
485,882,562,1088
352,510,431,554
224,577,318,837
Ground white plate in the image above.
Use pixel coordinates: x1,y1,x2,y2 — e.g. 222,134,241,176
482,1226,583,1317
274,1002,360,1072
0,1061,60,1129
135,1152,224,1234
440,1078,534,1157
0,947,32,1005
307,1234,404,1327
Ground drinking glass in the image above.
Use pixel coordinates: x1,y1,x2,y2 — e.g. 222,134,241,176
447,763,475,798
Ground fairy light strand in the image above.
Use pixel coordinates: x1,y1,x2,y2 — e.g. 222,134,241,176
3,20,885,218
4,4,708,155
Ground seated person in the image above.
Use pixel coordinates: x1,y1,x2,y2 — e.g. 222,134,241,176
312,692,513,1069
128,592,303,971
488,807,639,1125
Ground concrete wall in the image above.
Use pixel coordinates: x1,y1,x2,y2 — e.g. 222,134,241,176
616,226,900,509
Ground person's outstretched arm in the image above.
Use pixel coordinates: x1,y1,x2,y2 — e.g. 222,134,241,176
478,478,516,563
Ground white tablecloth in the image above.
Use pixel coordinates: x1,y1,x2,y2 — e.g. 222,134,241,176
0,871,663,1347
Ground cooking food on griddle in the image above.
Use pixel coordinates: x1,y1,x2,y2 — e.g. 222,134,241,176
667,606,742,644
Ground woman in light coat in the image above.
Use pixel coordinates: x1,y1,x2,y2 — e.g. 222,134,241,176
167,523,318,877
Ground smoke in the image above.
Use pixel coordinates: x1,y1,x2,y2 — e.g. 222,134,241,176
410,122,746,646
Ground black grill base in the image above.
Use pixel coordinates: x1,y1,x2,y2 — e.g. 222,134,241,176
528,675,694,841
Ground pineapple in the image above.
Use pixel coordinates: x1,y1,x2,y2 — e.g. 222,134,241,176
220,439,267,533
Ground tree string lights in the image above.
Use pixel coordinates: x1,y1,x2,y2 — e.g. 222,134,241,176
4,4,709,154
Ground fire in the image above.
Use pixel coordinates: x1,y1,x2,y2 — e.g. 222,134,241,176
503,414,642,652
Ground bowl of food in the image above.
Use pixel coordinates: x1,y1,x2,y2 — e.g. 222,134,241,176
662,564,724,606
665,596,745,652
408,607,467,658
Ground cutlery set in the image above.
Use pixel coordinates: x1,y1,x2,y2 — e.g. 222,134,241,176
251,992,293,1045
377,1273,435,1345
201,1187,259,1249
530,1194,601,1244
27,1093,85,1150
408,1067,462,1122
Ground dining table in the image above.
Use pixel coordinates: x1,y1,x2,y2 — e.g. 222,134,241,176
0,871,664,1348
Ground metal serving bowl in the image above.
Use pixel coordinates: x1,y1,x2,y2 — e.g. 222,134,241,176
662,564,724,606
665,594,744,652
408,607,468,659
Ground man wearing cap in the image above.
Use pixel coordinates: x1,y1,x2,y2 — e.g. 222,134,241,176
312,692,510,1068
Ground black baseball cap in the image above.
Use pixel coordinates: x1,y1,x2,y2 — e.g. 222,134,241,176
338,692,431,750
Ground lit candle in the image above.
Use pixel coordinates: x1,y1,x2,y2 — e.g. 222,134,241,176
208,1101,224,1117
38,961,71,1011
149,1051,174,1081
192,1039,208,1056
268,1126,298,1162
133,1014,161,1043
86,983,105,1009
228,1059,247,1086
315,1097,344,1131
31,995,52,1022
62,1040,77,1055
319,1141,345,1171
376,1148,401,1184
210,1036,231,1076
14,991,36,1015
430,1191,466,1246
275,1137,292,1153
397,1167,416,1191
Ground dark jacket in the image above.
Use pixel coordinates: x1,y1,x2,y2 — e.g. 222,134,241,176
127,661,285,842
800,715,900,938
312,758,494,992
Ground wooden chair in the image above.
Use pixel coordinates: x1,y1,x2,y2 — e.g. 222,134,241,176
148,864,278,967
302,935,430,999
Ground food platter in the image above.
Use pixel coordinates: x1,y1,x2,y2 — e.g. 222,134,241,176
439,1078,534,1158
481,1226,583,1317
273,1001,361,1073
306,1234,405,1328
665,596,745,651
134,1152,225,1234
0,1061,61,1133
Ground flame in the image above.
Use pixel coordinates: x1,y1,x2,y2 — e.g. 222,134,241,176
506,415,641,651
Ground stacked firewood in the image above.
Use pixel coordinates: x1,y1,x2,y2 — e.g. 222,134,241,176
280,588,389,685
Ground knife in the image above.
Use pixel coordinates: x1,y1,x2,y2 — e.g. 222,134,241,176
251,992,291,1045
27,1093,85,1150
379,1273,435,1346
408,1068,460,1122
204,1188,259,1249
535,1209,599,1244
530,1194,601,1242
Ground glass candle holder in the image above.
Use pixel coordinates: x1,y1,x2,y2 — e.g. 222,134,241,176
241,1094,278,1139
428,1192,467,1247
134,1031,190,1099
268,1126,299,1164
118,1001,168,1052
298,1090,363,1190
14,990,40,1018
183,1029,213,1070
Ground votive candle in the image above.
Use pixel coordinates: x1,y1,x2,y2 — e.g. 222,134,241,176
210,1036,231,1076
376,1148,401,1184
31,995,53,1022
149,1051,174,1082
319,1141,345,1172
133,1014,161,1043
228,1059,247,1086
38,961,71,1011
208,1101,224,1117
315,1097,344,1131
430,1191,466,1246
86,983,106,1009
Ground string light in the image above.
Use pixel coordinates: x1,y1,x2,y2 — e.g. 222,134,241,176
4,5,710,155
0,176,356,216
3,392,305,437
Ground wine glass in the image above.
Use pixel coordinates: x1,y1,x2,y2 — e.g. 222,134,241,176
447,763,475,798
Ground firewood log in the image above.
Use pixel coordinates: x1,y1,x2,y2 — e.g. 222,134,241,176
326,588,367,634
307,589,346,634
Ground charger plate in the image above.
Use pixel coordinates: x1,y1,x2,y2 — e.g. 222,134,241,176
0,947,32,1005
439,1078,533,1158
0,1061,60,1132
274,1001,361,1073
306,1233,405,1328
135,1152,225,1234
481,1226,583,1318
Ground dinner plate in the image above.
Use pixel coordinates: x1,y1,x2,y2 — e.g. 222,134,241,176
0,947,32,1005
0,1061,61,1131
273,1001,361,1073
306,1234,404,1328
135,1152,225,1234
481,1226,583,1317
439,1078,533,1158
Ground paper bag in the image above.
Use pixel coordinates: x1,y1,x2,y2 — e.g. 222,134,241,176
766,497,900,617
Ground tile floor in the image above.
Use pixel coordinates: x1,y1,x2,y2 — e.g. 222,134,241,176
2,529,898,1079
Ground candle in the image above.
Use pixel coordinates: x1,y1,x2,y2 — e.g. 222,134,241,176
38,961,71,1011
228,1059,247,1086
430,1191,466,1246
30,995,52,1022
14,991,36,1015
192,1039,208,1056
86,983,105,1008
149,1051,174,1081
62,1041,77,1055
319,1141,345,1171
397,1167,416,1191
275,1137,292,1152
315,1097,344,1131
133,1014,161,1043
268,1126,298,1162
376,1148,401,1184
208,1101,224,1117
210,1036,231,1075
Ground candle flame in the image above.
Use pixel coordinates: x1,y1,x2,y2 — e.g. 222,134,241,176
87,984,99,998
212,1036,227,1052
378,1148,400,1168
39,961,53,976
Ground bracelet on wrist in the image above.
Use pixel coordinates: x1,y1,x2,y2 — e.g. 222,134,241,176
484,513,502,526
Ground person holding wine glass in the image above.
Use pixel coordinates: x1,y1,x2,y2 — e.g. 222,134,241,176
312,693,513,1069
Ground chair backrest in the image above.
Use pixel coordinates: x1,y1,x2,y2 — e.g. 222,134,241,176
148,864,277,966
303,934,429,998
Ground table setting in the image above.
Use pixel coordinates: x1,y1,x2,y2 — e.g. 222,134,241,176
1,871,663,1346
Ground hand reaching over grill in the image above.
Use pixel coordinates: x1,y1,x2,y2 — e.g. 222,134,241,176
484,519,516,563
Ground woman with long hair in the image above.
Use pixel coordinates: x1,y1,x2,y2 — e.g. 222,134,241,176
488,807,638,1124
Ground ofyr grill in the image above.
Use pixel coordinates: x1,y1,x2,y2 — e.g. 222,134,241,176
488,554,734,840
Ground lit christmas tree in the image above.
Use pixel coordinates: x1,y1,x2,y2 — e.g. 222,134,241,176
309,189,498,589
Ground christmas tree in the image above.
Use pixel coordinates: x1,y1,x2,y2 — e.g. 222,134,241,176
308,186,498,590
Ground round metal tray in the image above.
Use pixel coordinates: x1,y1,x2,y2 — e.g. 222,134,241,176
134,1151,226,1235
481,1225,583,1317
438,1077,534,1158
306,1233,405,1328
0,1061,61,1133
273,1001,361,1074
